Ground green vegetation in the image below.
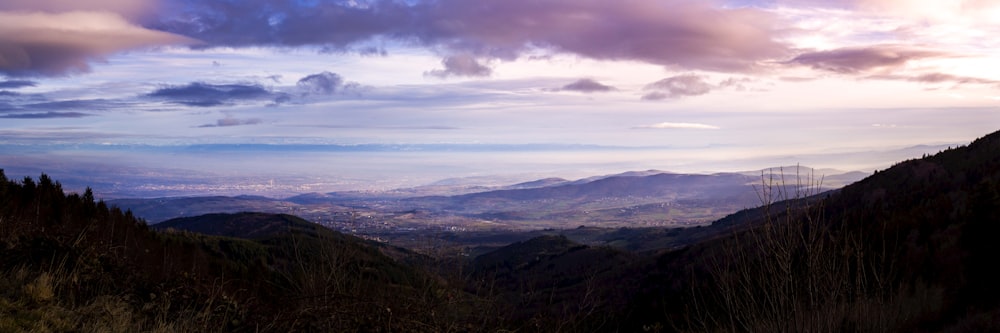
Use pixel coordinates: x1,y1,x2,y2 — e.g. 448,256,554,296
4,129,1000,332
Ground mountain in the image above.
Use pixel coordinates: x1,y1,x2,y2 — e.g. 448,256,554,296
610,131,1000,332
3,129,1000,332
402,168,866,227
113,166,868,235
504,177,570,189
0,173,479,332
458,130,1000,332
154,212,325,239
470,235,637,331
108,195,300,223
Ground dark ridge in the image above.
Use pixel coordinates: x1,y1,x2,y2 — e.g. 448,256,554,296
154,212,320,239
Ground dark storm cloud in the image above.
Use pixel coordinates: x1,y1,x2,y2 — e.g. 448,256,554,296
0,80,36,89
147,82,279,107
557,79,615,93
153,0,788,72
787,45,947,74
0,111,91,119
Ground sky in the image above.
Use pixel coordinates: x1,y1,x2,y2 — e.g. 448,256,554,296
1,0,999,197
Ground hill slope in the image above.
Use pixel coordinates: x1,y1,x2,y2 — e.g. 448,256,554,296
155,212,321,239
615,130,1000,332
0,172,490,332
3,129,998,332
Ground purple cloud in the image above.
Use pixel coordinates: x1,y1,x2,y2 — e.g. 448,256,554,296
633,122,720,130
718,77,754,91
154,0,787,72
905,73,997,85
198,117,263,127
864,72,1000,87
297,71,344,94
425,55,493,78
558,79,615,93
26,99,120,111
787,45,946,74
0,98,122,112
147,82,279,107
0,80,36,89
421,0,786,71
0,0,158,19
0,111,91,119
643,75,714,100
0,11,194,77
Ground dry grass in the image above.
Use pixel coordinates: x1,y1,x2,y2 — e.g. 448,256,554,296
0,252,239,333
679,168,944,333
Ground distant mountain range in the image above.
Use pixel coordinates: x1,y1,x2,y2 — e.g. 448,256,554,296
112,166,869,230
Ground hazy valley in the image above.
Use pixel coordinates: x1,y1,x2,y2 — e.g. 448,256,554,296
108,166,867,250
6,131,1000,332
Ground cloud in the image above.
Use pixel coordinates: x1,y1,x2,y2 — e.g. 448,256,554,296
787,45,947,74
642,74,714,100
852,0,1000,22
0,11,195,77
198,117,263,127
0,80,36,89
557,79,615,93
0,0,158,19
297,71,344,94
872,72,999,86
25,99,120,111
633,122,721,130
0,111,91,119
0,98,122,112
147,82,279,107
153,0,787,72
718,77,755,91
425,55,492,78
288,124,461,130
779,76,818,82
423,0,787,71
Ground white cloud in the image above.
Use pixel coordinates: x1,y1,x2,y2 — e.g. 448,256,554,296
634,122,721,130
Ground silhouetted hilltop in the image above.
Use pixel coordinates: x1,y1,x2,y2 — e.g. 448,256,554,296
108,195,294,223
155,212,320,239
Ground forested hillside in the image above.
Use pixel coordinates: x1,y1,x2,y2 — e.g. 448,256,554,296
620,131,1000,332
0,171,494,332
2,130,1000,332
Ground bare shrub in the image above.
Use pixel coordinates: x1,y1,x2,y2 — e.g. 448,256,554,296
682,167,932,332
